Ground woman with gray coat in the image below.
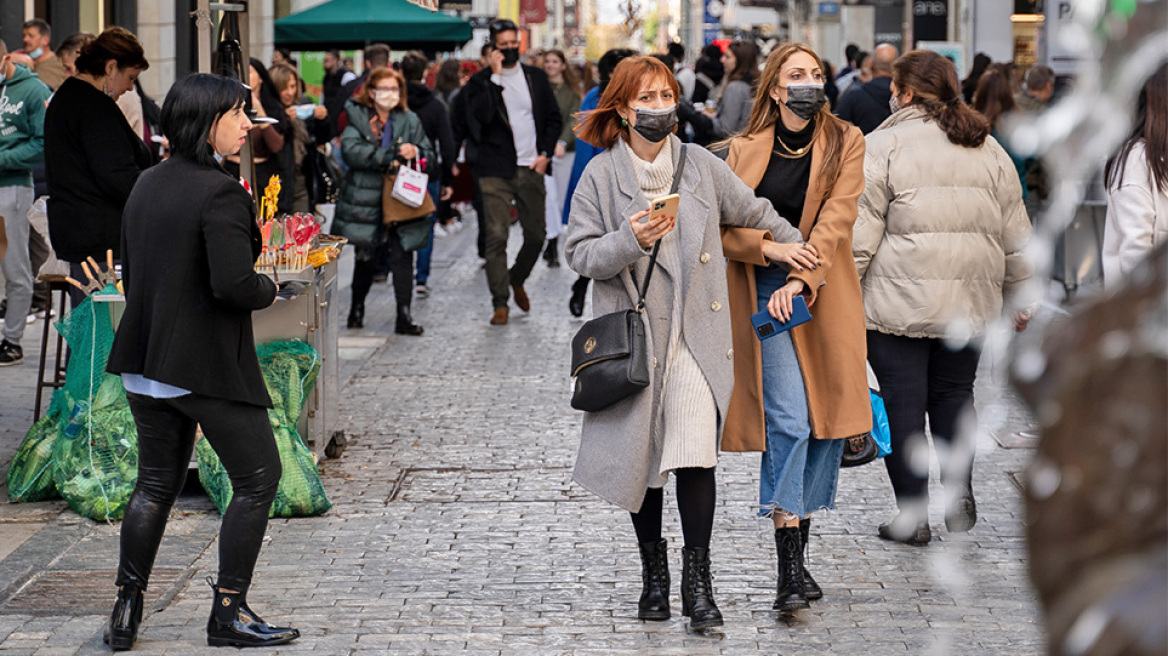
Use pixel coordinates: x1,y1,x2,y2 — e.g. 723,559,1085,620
565,57,814,631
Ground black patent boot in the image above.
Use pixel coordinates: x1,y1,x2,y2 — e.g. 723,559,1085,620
773,526,809,612
394,305,423,336
637,538,670,621
568,277,589,317
206,579,299,648
680,546,723,630
799,518,823,601
544,237,560,267
103,583,144,651
346,302,364,329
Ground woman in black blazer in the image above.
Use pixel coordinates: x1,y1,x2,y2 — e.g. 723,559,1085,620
104,74,299,650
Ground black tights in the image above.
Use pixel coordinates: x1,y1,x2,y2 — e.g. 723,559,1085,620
629,467,716,549
118,392,281,594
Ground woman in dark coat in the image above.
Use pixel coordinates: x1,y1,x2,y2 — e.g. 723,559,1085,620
332,67,433,333
104,73,299,650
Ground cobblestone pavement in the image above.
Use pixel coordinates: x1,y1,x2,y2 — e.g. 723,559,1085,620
0,219,1047,654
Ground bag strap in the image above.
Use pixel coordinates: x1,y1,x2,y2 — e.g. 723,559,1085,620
635,144,687,312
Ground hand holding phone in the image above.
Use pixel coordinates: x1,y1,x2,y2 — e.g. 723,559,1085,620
751,296,812,341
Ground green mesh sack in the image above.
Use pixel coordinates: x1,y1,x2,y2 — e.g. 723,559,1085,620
49,288,139,521
6,286,139,520
197,339,331,517
6,413,60,502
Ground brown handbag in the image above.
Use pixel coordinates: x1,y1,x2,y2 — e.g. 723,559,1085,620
382,170,436,224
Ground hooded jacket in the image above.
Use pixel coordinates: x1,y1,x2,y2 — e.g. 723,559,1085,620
406,81,456,186
0,64,51,188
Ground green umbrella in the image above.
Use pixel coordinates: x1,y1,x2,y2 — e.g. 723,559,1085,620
275,0,473,51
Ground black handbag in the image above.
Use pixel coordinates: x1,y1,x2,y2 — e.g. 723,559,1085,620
570,145,688,412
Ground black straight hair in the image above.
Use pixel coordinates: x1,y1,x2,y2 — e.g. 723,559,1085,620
249,57,288,133
162,73,249,169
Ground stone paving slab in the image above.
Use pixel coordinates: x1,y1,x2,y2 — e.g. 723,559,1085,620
0,220,1047,654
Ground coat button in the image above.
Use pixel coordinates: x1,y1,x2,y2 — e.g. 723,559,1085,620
711,301,722,312
727,349,734,359
700,252,711,264
653,357,659,367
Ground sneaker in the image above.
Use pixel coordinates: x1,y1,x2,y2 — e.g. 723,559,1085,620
415,284,429,297
433,223,449,238
0,340,23,366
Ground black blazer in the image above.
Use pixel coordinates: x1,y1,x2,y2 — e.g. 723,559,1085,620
107,154,277,408
44,76,152,262
451,64,562,179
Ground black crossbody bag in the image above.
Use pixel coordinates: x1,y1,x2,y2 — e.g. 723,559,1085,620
570,145,688,412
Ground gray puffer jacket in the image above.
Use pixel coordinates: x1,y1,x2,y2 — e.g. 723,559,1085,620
333,100,433,248
853,106,1033,338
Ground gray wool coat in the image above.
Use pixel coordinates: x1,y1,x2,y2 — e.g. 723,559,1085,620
564,135,803,512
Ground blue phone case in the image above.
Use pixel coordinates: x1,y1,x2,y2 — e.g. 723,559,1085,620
751,296,811,341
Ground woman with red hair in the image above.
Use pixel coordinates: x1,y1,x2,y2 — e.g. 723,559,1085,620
564,56,815,631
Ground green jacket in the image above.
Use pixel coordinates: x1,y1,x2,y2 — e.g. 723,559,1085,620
0,64,51,188
333,100,433,247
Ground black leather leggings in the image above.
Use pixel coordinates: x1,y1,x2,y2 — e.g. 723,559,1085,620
352,228,413,311
117,392,281,594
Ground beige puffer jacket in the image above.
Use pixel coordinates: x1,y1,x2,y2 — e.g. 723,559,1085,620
854,106,1032,339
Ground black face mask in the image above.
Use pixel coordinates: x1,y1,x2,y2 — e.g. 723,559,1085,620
631,105,678,143
781,83,827,120
499,47,520,67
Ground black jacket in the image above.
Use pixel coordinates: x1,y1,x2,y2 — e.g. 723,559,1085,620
451,65,562,178
107,154,277,408
835,76,893,135
407,81,457,186
45,77,152,262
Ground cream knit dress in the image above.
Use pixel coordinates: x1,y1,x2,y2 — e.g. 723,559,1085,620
618,137,719,485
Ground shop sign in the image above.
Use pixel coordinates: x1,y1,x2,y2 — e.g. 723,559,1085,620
521,0,547,24
818,2,839,16
564,0,578,29
912,0,948,47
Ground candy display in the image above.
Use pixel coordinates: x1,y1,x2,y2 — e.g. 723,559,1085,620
254,176,338,274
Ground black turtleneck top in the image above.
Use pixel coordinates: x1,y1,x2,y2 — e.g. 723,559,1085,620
754,117,815,229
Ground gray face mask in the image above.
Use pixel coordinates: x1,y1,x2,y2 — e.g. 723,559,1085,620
781,83,827,120
631,104,678,143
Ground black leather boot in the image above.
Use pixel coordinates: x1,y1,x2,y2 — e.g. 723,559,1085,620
773,526,809,612
680,546,723,630
103,583,144,651
568,277,589,317
799,518,823,601
394,305,423,336
544,237,560,267
347,302,364,329
637,538,670,621
206,580,299,648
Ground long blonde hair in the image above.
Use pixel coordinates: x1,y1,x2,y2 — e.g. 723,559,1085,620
739,43,850,197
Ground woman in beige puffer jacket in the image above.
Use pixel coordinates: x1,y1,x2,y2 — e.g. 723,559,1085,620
853,50,1032,546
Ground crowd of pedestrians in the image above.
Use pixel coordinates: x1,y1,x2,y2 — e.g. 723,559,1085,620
1,14,1165,650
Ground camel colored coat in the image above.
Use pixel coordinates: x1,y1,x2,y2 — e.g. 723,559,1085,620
721,123,872,451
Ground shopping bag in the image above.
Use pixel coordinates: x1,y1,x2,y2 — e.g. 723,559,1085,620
391,159,428,208
869,389,892,458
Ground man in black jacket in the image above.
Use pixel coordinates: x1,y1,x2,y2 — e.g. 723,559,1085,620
401,51,456,296
451,19,562,325
835,43,898,135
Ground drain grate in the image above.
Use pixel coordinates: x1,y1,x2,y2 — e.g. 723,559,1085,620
2,566,190,616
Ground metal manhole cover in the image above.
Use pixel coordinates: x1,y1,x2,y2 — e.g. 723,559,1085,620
3,566,190,616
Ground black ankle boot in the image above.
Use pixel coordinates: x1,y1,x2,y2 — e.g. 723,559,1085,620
680,546,723,630
206,579,299,648
347,302,364,329
637,538,670,621
395,305,423,336
774,526,809,612
568,277,589,317
103,583,144,651
544,237,560,267
799,518,823,601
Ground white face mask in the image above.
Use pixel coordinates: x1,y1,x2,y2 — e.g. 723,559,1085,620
373,90,399,111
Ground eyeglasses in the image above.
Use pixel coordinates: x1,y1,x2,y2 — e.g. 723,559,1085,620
488,19,517,35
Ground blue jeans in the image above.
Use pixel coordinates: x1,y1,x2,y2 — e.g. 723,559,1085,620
755,264,844,517
414,181,440,284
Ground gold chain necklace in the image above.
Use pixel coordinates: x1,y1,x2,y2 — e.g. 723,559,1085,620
774,133,810,158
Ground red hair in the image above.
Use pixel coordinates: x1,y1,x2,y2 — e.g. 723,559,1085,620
575,56,680,150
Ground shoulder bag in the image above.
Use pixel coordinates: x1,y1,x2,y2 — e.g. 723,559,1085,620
569,145,688,412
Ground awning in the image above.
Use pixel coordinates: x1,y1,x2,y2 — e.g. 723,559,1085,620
275,0,473,51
